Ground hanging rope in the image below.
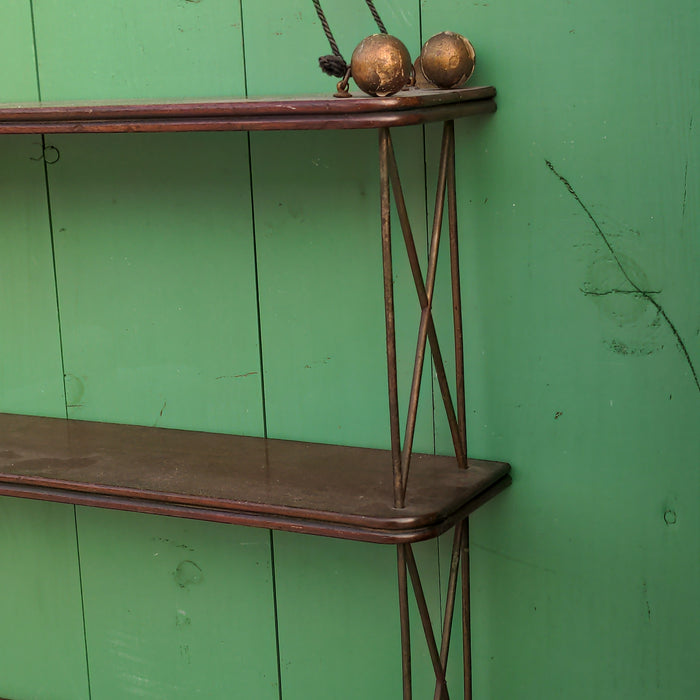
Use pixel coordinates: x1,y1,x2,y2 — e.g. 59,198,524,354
312,0,348,77
312,0,390,78
364,0,388,34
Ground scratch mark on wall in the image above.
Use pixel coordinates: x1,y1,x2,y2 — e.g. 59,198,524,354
29,144,60,165
173,560,203,589
153,536,194,552
683,115,693,219
304,357,332,369
546,159,700,394
605,339,658,356
474,543,557,574
642,580,652,622
580,288,661,297
215,371,259,379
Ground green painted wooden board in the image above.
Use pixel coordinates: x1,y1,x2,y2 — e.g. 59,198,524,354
75,507,279,699
241,3,445,697
23,4,279,698
241,0,424,100
249,127,434,450
44,132,264,436
0,136,65,417
0,12,89,699
422,0,700,696
0,0,39,102
32,0,247,101
273,532,441,699
0,498,89,700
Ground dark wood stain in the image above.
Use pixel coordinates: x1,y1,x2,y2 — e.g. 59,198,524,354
0,413,510,544
0,87,496,133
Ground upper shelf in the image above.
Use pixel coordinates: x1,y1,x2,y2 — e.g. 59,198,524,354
0,86,496,133
0,413,510,544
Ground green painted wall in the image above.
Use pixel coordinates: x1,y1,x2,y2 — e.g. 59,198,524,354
0,1,698,698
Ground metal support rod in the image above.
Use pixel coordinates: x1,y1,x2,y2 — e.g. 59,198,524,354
397,544,413,700
461,519,472,700
405,545,451,700
432,524,464,700
379,127,403,508
446,121,468,458
383,130,467,474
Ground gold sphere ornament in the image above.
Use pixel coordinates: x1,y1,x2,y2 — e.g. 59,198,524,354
419,32,475,89
351,34,412,97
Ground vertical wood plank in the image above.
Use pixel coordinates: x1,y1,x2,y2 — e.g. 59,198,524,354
26,5,278,698
248,127,434,450
0,0,40,101
45,132,264,436
76,508,279,699
0,10,89,697
243,0,432,452
241,3,443,697
0,498,89,700
32,0,247,101
0,136,65,417
273,533,441,699
423,1,700,698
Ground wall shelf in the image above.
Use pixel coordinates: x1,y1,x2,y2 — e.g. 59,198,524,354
0,85,508,699
0,413,510,544
0,86,495,132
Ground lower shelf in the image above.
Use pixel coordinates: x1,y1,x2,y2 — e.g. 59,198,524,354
0,413,510,544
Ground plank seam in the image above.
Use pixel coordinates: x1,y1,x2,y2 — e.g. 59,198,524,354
73,507,93,700
417,0,446,640
238,3,282,697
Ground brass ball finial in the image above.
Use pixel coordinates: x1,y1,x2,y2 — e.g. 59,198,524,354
350,34,412,97
419,32,475,89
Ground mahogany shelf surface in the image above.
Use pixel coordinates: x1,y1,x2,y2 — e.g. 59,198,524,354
0,86,496,133
0,414,510,544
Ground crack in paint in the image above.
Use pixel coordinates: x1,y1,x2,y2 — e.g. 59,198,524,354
683,116,693,219
642,580,652,622
546,159,700,393
473,543,557,574
215,371,259,379
580,288,661,297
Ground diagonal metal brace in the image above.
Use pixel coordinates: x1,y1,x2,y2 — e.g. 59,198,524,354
405,544,451,700
384,127,468,486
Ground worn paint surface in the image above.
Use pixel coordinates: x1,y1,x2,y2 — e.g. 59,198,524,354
0,498,89,699
0,135,65,418
46,131,264,435
76,508,279,699
424,1,700,698
0,1,698,699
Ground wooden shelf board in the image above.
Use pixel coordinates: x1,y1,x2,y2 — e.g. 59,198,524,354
0,413,510,544
0,86,496,133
